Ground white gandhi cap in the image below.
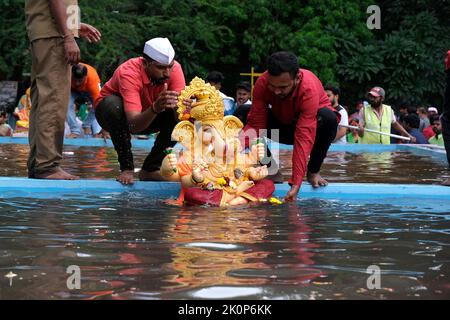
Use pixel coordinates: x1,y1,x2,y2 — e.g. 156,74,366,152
143,37,175,65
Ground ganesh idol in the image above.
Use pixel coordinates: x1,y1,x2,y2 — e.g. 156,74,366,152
160,77,275,206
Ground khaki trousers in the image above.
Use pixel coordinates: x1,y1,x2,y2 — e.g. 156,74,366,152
28,37,70,177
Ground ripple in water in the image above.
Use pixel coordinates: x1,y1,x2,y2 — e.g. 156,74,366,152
0,193,449,299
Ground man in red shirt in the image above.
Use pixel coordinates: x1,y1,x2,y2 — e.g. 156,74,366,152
95,37,187,184
240,51,339,201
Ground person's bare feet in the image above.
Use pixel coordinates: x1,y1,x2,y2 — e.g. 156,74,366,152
442,178,450,186
117,170,134,185
139,169,164,181
307,171,328,188
35,168,79,180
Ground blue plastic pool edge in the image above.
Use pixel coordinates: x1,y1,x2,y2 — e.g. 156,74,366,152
0,136,447,157
0,177,449,200
0,136,155,149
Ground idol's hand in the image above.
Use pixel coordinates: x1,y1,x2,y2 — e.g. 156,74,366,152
191,159,208,183
167,153,177,171
248,165,268,181
250,140,265,162
192,168,205,184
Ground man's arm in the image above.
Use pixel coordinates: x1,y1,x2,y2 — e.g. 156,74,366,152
334,110,348,142
357,108,366,136
239,76,269,149
48,0,80,64
125,63,187,133
392,121,415,142
333,112,348,142
284,88,319,202
335,126,347,142
117,71,157,133
124,84,180,134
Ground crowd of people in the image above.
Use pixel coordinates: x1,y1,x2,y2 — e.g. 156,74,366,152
1,1,449,200
324,85,446,146
3,62,446,149
2,68,253,141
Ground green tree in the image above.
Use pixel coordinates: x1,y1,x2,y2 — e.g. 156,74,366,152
0,0,30,80
1,0,448,109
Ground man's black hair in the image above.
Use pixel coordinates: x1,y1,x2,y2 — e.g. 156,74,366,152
324,84,340,96
236,81,251,92
72,64,87,80
143,53,152,62
267,51,299,79
429,113,441,124
402,113,420,129
206,71,225,84
407,106,418,114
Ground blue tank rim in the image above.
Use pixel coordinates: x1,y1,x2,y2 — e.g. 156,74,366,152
0,178,449,200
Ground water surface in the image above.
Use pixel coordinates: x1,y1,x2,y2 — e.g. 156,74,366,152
0,144,448,184
0,194,449,299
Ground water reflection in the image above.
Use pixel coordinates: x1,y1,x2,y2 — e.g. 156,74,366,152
0,195,450,299
162,206,272,291
0,145,449,183
158,203,323,298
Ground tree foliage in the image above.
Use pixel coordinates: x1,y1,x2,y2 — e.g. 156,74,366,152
0,0,449,108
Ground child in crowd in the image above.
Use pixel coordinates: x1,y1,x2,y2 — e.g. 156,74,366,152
346,118,360,143
0,111,13,137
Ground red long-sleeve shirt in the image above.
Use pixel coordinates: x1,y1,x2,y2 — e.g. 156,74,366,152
241,69,334,187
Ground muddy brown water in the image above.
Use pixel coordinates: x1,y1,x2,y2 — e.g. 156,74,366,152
0,144,449,299
0,144,448,184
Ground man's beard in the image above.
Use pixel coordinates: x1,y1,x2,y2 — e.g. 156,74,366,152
433,127,442,136
152,76,169,85
276,89,293,100
370,100,382,108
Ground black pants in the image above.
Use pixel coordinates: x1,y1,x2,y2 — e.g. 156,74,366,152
265,107,338,174
442,70,450,169
95,95,177,172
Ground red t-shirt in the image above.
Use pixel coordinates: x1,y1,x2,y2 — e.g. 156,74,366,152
241,69,335,187
422,125,435,140
95,57,185,113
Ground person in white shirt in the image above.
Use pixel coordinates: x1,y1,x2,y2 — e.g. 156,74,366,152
206,71,235,115
325,84,348,144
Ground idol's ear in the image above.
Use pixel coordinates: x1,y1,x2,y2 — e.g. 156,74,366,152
172,121,195,151
223,115,244,138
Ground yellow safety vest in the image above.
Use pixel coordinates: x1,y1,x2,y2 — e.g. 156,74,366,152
360,104,393,144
